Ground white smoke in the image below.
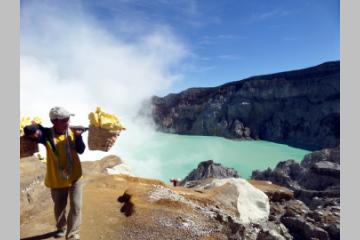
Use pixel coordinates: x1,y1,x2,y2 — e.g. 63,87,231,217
20,1,188,162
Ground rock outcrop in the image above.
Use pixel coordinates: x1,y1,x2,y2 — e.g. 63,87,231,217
181,178,296,239
148,61,340,150
252,146,340,205
190,178,270,224
180,160,240,186
251,146,340,240
177,146,340,240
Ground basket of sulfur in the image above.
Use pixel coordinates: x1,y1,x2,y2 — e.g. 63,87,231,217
88,107,126,151
20,116,41,158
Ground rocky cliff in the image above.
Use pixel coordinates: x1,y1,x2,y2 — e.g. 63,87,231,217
149,61,340,150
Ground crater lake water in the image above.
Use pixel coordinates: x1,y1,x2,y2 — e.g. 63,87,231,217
115,131,310,183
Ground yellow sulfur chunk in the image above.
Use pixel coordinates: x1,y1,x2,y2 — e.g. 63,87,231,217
88,107,126,131
95,106,102,114
32,117,42,124
88,112,100,127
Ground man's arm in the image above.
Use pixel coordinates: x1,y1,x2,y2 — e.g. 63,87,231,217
73,132,86,154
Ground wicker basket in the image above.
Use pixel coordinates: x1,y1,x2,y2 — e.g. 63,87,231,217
88,125,120,151
20,135,39,158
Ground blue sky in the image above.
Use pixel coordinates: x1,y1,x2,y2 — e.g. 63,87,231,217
21,0,339,95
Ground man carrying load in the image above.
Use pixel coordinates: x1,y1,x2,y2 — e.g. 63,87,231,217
24,106,86,240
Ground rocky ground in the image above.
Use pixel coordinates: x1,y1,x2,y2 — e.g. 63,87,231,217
20,156,270,240
180,146,340,240
20,146,340,240
251,146,340,240
20,156,294,240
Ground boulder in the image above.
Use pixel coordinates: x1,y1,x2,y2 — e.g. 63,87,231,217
281,217,329,240
301,146,340,168
251,160,303,190
180,160,240,186
311,161,340,177
191,178,270,224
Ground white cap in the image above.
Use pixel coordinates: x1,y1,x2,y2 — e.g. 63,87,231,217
49,106,75,120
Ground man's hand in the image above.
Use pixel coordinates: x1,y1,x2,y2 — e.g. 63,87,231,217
70,126,88,136
73,129,85,136
28,129,41,140
24,124,41,140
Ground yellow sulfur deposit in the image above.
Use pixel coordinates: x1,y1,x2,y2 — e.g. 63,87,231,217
88,107,126,131
20,115,42,135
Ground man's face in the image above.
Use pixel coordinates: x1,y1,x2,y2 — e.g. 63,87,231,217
52,117,70,133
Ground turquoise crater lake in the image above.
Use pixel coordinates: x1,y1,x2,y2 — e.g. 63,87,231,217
116,132,310,183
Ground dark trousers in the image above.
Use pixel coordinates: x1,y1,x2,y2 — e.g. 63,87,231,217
50,179,82,240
